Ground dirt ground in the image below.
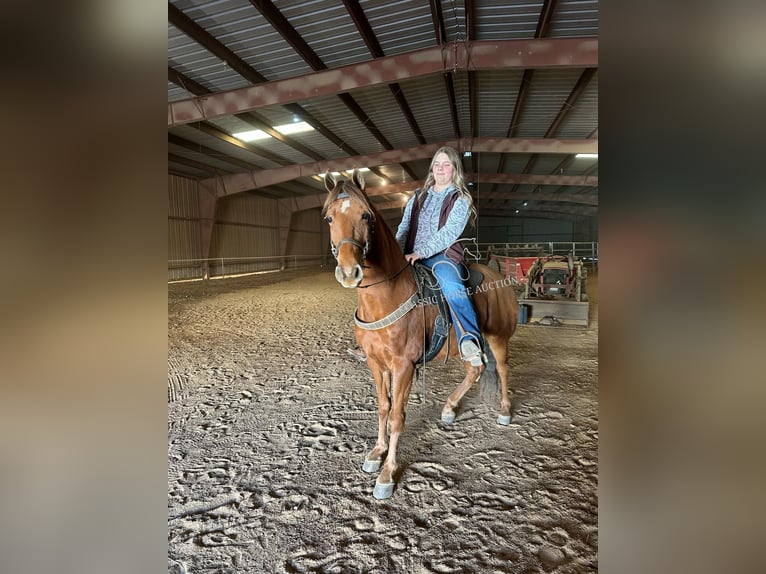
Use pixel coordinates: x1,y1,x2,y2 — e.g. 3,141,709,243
168,267,598,573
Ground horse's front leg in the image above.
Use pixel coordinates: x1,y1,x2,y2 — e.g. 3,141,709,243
362,364,391,473
373,359,415,499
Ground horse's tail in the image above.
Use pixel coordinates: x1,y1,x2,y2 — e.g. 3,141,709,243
478,338,499,401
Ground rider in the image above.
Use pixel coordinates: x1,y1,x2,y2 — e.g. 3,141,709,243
395,146,485,366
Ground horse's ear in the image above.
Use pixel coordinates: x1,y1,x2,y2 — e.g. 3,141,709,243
351,168,365,192
324,170,336,192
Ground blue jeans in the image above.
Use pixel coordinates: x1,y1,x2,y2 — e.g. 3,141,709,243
421,253,482,349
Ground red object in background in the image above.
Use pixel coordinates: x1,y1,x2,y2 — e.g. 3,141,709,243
489,254,537,285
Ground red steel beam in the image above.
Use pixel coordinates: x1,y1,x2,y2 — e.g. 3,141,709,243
201,138,598,196
378,203,594,220
476,191,596,206
357,174,598,196
279,178,596,213
168,38,598,127
467,172,598,187
367,191,596,211
370,189,596,208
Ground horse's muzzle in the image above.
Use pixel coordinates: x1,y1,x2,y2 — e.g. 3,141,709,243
335,263,363,288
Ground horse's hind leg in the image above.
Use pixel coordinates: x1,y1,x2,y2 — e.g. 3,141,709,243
363,365,391,473
486,334,513,425
441,363,483,424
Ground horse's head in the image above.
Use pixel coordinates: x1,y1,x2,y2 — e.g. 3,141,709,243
322,169,375,288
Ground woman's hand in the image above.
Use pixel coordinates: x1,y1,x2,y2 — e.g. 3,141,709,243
405,252,421,264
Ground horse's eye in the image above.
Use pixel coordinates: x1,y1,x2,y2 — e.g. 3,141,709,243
361,212,371,221
324,216,332,223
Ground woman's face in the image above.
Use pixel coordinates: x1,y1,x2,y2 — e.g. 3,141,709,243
431,152,455,188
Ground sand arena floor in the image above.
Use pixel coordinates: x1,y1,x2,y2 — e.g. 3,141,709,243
168,268,598,573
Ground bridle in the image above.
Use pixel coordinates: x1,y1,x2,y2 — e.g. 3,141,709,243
327,191,410,289
327,187,418,330
328,191,374,265
330,236,370,262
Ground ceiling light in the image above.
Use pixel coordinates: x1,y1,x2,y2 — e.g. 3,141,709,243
275,121,314,135
317,167,371,176
523,201,528,206
515,209,520,214
234,121,315,142
575,153,598,159
232,129,269,142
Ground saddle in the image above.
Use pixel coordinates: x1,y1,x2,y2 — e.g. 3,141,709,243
411,262,484,364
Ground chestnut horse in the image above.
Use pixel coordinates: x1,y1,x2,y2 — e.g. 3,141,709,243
322,170,518,499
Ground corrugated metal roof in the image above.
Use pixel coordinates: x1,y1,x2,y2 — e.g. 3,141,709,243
530,154,570,175
276,0,370,68
167,0,598,222
204,116,318,164
299,94,388,156
439,0,468,42
474,0,543,40
499,154,534,174
397,75,458,143
476,70,525,137
513,68,584,137
347,86,418,150
168,14,254,92
361,0,437,54
568,156,599,176
170,124,283,169
549,0,599,38
169,144,245,173
556,71,598,138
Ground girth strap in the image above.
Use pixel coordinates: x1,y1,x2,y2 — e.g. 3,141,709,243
354,293,420,331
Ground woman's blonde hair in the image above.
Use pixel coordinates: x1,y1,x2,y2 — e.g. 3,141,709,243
417,146,476,224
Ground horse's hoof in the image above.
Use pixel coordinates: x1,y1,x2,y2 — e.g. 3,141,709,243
441,412,456,424
362,459,381,473
373,481,395,500
497,414,512,426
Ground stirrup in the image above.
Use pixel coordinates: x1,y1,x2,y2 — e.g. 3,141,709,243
459,339,485,367
347,348,367,362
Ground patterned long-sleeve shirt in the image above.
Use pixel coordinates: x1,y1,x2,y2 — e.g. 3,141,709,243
395,185,470,259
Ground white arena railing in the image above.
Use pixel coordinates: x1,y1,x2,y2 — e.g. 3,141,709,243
168,254,328,282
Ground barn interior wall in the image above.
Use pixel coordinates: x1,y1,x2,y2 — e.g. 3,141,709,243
284,208,326,267
573,216,598,242
209,193,282,275
477,216,598,244
168,175,203,280
169,175,330,280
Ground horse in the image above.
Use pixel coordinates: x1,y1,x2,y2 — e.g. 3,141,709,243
322,169,518,499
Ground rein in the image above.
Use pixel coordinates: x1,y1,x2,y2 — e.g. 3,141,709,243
353,262,418,330
357,261,410,289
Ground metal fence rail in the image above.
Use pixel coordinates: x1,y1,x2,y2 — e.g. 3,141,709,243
477,242,598,269
169,242,598,282
168,254,327,282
